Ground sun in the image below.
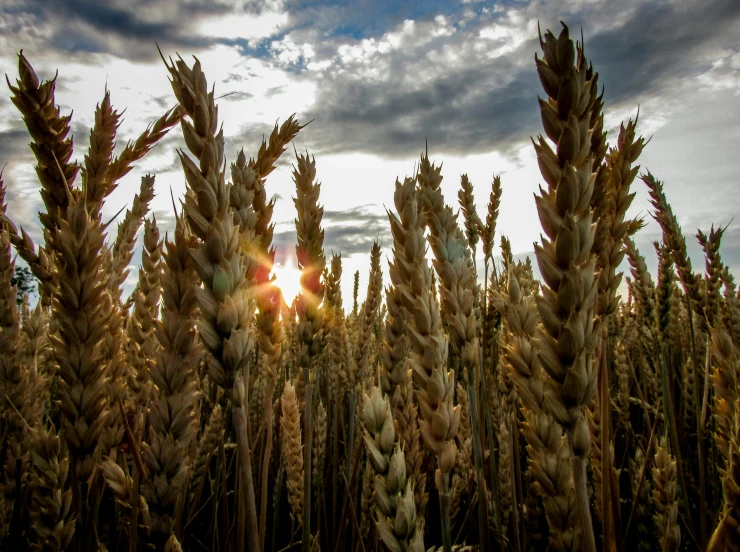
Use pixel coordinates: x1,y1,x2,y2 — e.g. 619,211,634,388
271,258,303,305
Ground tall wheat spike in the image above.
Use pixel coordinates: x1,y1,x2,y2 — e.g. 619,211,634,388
140,214,202,542
389,173,458,551
417,149,488,544
292,151,325,550
163,52,259,552
532,24,604,551
81,90,120,217
494,272,581,550
127,217,163,404
458,174,482,263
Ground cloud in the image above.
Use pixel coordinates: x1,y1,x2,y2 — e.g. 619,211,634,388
584,0,740,106
0,127,31,164
0,0,287,62
272,0,740,159
271,204,389,264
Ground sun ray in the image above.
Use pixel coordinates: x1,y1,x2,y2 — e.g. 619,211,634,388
271,258,303,305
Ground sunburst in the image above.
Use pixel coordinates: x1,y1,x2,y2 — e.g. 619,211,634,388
271,258,303,305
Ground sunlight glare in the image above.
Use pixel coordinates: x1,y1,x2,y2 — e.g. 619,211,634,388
271,258,303,305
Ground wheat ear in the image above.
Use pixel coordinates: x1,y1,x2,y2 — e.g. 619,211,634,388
417,150,489,548
141,215,202,542
6,54,77,306
292,150,326,550
281,381,304,524
7,52,78,236
494,272,581,550
82,90,121,217
351,241,382,391
163,52,259,552
107,174,156,301
383,182,430,519
390,173,459,551
595,118,645,317
126,216,163,404
27,424,76,552
107,105,184,185
697,225,725,329
249,115,304,181
652,437,681,552
457,174,482,263
363,386,424,552
532,24,611,551
643,173,705,330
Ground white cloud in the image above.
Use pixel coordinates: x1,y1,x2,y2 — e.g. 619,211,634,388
196,6,288,43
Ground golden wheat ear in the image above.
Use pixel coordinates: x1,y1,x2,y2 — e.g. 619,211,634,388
652,436,681,551
457,173,482,262
27,424,77,550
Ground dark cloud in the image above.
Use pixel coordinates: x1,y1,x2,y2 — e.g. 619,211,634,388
1,0,258,62
0,127,32,165
292,0,740,158
271,205,389,261
585,0,740,106
302,63,540,158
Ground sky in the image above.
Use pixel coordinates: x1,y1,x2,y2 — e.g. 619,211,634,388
1,0,739,306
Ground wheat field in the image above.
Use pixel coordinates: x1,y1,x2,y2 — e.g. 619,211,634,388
0,21,738,552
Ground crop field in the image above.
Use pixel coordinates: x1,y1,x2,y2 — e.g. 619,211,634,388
0,15,738,552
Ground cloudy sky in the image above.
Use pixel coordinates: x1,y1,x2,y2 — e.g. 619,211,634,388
1,0,739,304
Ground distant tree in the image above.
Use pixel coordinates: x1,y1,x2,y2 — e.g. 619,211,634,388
10,265,36,306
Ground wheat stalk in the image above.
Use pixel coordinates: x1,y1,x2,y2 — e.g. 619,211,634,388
417,150,488,547
698,225,725,330
140,214,201,542
126,217,163,404
7,52,78,237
